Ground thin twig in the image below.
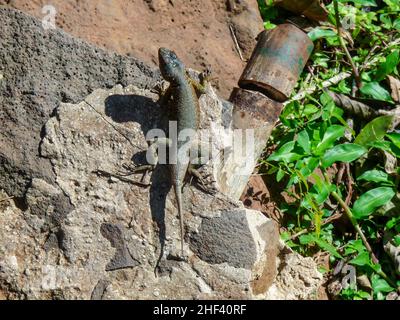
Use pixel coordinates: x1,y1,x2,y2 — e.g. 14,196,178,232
93,170,150,187
330,190,397,288
287,71,351,104
336,163,346,186
0,196,13,203
344,163,354,206
84,100,145,151
333,0,362,93
229,24,245,62
331,191,378,264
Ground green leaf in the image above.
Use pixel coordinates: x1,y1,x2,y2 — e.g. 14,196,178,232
352,187,396,219
368,140,392,152
276,168,285,182
360,82,393,102
308,173,335,205
339,0,377,6
264,21,277,30
308,28,337,41
390,143,400,158
349,252,371,267
299,234,342,259
336,80,352,95
312,52,330,68
314,125,345,155
354,116,394,146
386,216,400,230
394,17,400,30
357,291,372,299
297,157,319,179
314,237,342,259
380,13,393,29
322,144,367,168
357,170,393,184
303,104,319,117
371,275,394,294
321,92,337,121
268,141,297,162
375,50,400,81
297,130,311,154
387,133,400,149
345,239,366,255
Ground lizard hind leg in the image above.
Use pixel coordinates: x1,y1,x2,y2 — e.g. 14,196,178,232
117,142,159,180
187,165,216,195
117,137,170,181
187,142,217,194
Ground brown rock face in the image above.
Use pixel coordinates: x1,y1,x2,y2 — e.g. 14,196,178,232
0,0,264,98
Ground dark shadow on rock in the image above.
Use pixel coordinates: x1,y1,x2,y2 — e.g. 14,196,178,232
104,93,171,268
100,223,140,271
105,94,167,136
149,165,171,271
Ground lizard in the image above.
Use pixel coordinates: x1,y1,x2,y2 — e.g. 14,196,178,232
94,48,213,258
156,47,212,258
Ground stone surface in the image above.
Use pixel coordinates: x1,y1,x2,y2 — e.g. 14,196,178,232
240,175,285,224
0,7,158,199
91,279,111,300
0,12,276,295
0,8,322,300
0,0,264,98
265,242,324,300
190,210,257,269
100,223,140,271
229,0,263,61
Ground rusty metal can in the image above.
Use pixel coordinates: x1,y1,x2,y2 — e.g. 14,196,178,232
239,24,314,102
230,87,283,130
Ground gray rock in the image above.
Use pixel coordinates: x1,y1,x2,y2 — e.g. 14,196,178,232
25,178,74,230
0,73,280,299
0,8,321,300
265,242,323,300
91,279,111,300
100,223,140,271
0,7,158,199
190,210,257,269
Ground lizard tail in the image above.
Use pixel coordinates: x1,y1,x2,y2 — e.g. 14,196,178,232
174,183,184,257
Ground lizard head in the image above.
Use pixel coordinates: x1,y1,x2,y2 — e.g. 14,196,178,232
158,47,185,82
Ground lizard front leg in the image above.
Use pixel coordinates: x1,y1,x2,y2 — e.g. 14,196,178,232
186,67,212,96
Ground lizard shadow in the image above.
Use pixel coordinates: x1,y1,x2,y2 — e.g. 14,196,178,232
104,94,172,268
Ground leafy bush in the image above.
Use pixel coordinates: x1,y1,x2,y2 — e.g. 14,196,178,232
258,0,400,299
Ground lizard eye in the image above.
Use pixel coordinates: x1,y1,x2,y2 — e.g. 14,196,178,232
169,61,178,69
